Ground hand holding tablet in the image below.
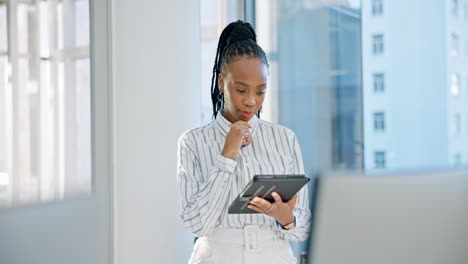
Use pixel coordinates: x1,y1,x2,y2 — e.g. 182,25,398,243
228,174,310,214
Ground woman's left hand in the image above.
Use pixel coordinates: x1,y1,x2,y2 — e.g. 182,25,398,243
247,192,296,226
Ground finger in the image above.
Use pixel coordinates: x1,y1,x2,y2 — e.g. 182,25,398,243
271,192,283,204
247,204,266,214
250,197,272,212
235,125,251,133
240,132,250,140
230,126,250,136
233,121,252,128
286,194,298,207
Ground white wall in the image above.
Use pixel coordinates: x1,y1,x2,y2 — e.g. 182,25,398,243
111,0,201,263
0,1,112,263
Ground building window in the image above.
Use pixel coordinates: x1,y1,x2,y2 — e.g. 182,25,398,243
454,113,461,134
374,151,386,168
372,0,383,16
372,34,384,55
373,73,385,92
465,4,468,20
452,0,459,16
450,73,460,96
465,77,468,95
451,33,459,56
466,40,468,57
454,153,461,166
374,112,385,131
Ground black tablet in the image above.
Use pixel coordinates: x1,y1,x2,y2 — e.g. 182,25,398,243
228,174,310,214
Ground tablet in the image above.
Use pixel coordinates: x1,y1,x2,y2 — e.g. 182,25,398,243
228,174,310,214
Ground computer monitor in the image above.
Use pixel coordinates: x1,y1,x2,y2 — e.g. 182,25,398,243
307,169,468,264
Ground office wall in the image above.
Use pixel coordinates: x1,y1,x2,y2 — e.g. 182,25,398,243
111,0,201,263
0,1,112,263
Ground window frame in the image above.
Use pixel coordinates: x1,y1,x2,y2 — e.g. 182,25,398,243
372,34,384,55
373,111,386,132
0,0,93,207
374,151,386,169
373,72,385,93
372,0,383,16
452,0,459,16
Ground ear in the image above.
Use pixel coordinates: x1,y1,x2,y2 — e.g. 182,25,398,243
218,74,224,93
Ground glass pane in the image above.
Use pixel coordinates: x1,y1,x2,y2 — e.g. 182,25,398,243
465,4,468,20
256,0,363,173
0,4,7,52
38,59,56,202
57,2,64,50
3,0,92,208
73,58,91,195
255,0,363,257
75,0,90,47
17,4,29,54
200,0,227,125
39,1,50,58
256,0,468,175
0,56,8,206
17,58,39,204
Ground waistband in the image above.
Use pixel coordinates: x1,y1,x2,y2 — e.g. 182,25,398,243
207,225,284,252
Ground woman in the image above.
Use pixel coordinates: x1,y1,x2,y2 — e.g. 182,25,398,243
177,20,311,264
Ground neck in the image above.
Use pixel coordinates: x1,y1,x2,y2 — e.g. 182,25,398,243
221,109,238,123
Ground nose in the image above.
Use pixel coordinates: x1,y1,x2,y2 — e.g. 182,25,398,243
243,95,256,107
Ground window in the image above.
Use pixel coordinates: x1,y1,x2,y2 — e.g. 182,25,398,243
372,0,383,16
372,34,384,55
374,112,385,131
0,0,91,208
465,4,468,20
200,0,242,125
466,77,468,95
454,113,461,134
252,0,467,257
373,72,385,92
466,40,468,57
451,33,459,56
452,0,459,16
253,0,468,172
451,73,460,96
454,153,461,166
255,0,364,172
374,151,386,168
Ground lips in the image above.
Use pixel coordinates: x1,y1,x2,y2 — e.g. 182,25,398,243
240,111,254,118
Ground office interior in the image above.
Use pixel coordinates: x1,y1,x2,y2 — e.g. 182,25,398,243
0,0,467,263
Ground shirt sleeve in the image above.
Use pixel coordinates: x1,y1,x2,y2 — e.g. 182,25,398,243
277,132,312,241
177,132,237,237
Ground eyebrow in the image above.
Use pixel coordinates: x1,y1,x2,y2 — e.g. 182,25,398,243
233,81,266,88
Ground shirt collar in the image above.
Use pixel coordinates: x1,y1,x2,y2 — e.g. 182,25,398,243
215,111,259,136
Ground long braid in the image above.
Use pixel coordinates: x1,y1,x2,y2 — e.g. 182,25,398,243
210,20,268,119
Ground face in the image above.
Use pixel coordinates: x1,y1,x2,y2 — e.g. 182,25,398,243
218,56,268,123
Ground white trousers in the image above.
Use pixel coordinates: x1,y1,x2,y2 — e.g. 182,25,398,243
188,225,297,264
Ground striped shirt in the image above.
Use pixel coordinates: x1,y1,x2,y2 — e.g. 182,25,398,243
177,113,311,241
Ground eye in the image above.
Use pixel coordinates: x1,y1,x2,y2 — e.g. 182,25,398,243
257,90,266,95
236,89,246,93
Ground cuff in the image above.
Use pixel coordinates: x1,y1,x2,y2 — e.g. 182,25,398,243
277,216,296,230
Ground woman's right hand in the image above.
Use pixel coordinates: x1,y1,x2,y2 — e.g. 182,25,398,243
221,121,252,160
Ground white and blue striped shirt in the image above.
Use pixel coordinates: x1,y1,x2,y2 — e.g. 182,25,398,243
177,113,311,241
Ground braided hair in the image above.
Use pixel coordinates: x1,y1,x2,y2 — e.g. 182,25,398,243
210,20,269,119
